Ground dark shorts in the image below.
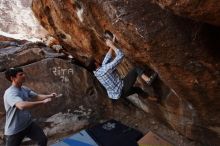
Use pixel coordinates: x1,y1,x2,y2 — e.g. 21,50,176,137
121,67,145,98
5,122,47,146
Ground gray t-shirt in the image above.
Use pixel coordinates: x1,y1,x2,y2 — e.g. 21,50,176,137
3,85,38,135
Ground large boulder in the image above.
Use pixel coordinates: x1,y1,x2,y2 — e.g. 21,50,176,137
32,0,220,145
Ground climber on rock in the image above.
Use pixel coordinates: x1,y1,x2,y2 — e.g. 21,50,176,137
90,31,158,102
3,67,57,146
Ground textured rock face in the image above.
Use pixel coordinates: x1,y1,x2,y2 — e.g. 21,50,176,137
0,0,47,40
32,0,220,145
0,41,63,71
152,0,220,26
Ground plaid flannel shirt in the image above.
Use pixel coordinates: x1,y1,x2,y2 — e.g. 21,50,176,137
94,48,124,99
